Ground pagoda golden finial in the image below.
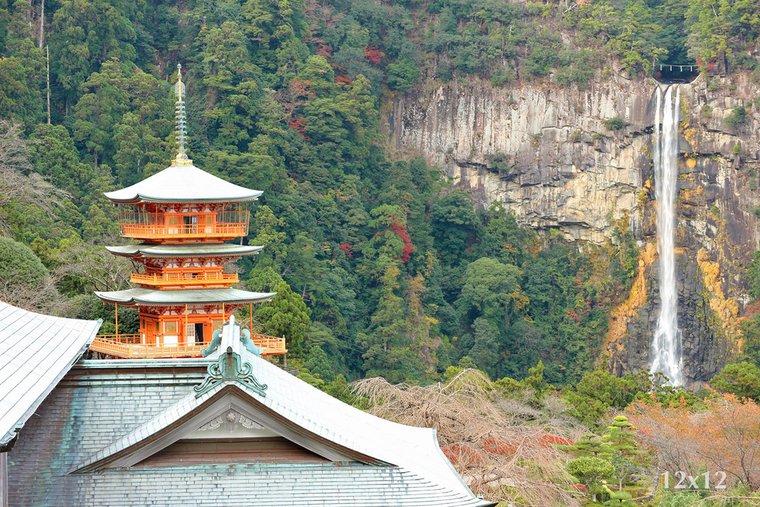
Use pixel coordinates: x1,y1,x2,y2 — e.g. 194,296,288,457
173,63,192,166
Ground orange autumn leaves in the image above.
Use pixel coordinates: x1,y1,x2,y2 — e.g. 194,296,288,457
628,394,760,490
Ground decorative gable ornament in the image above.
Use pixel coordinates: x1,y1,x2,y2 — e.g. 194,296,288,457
194,315,268,398
197,409,265,432
194,347,268,398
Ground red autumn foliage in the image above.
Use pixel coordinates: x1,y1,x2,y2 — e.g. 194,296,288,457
364,47,384,65
288,118,310,140
538,434,573,447
315,43,333,59
442,444,486,466
335,75,353,85
388,222,414,263
339,243,353,257
289,79,312,98
745,299,760,318
696,57,717,72
566,309,581,323
482,437,516,455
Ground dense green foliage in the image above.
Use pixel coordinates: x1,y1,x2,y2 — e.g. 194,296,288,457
0,236,48,285
749,250,760,299
731,250,760,377
0,235,50,306
564,368,708,427
0,0,754,388
566,456,615,493
419,0,759,87
710,361,760,400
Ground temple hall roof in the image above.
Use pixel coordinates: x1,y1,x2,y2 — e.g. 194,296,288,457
0,301,101,449
104,164,263,204
95,287,275,306
7,320,494,506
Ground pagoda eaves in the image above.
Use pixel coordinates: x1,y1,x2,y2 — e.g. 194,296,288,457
104,164,263,204
95,288,275,306
106,244,264,259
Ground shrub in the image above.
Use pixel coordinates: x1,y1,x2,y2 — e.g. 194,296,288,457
387,57,421,93
556,49,595,89
566,456,615,497
435,60,453,81
490,67,514,87
723,106,747,131
0,236,55,309
525,44,559,77
604,117,628,131
750,250,760,299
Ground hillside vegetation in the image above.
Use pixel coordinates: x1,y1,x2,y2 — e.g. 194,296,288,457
1,0,759,379
1,0,759,382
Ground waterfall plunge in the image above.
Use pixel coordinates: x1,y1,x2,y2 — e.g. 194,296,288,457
650,85,683,386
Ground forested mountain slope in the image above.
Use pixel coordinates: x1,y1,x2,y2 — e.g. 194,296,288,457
0,0,759,389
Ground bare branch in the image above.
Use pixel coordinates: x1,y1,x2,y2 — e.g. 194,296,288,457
353,371,587,505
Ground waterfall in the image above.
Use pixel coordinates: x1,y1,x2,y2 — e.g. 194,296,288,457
650,85,683,386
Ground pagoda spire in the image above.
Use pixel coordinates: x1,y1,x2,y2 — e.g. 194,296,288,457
173,63,192,166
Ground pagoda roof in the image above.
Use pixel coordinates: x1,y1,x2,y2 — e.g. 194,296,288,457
95,288,274,306
104,164,263,204
0,301,101,449
106,244,263,258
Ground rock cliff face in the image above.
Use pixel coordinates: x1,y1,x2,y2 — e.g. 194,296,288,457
384,73,760,383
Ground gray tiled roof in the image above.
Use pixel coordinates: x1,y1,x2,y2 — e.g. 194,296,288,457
19,462,485,506
0,301,101,448
8,361,493,506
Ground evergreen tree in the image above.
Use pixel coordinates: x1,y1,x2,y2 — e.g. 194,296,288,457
249,266,311,356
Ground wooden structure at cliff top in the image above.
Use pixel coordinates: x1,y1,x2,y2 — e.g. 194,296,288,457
653,61,700,84
91,65,286,359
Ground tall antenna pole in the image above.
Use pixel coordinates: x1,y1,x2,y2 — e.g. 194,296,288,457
173,63,191,166
46,45,51,124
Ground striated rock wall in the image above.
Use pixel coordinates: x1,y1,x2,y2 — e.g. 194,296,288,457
385,75,656,243
384,73,760,382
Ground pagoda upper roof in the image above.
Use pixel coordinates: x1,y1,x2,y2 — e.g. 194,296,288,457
104,164,263,204
106,244,263,258
95,288,274,306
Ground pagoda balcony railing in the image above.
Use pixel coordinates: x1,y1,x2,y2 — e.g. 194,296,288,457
90,334,203,358
131,272,239,288
90,333,287,359
251,333,288,355
120,222,248,241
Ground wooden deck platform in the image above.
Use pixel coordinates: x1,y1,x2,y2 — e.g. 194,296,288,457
90,333,287,359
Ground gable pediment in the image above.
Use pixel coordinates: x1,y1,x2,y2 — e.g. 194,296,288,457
186,408,274,439
72,383,364,474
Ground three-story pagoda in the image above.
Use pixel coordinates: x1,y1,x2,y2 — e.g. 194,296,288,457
91,65,286,359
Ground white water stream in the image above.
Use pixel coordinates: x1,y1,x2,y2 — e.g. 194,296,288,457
649,85,683,386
